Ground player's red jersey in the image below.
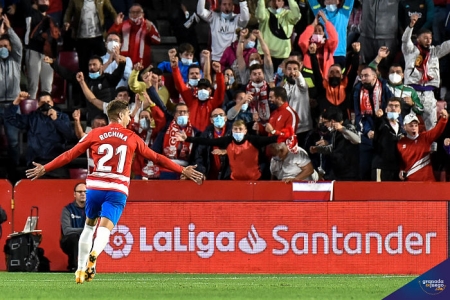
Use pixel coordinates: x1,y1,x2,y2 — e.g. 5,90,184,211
44,123,184,195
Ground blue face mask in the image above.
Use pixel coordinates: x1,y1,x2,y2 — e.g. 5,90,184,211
139,118,149,130
228,76,235,85
387,112,399,120
245,41,256,49
0,47,9,59
176,115,188,127
277,67,284,77
326,4,337,12
197,89,210,101
189,78,199,87
233,132,245,142
276,8,283,14
181,58,193,65
89,71,101,79
221,12,232,20
213,116,225,128
241,102,249,111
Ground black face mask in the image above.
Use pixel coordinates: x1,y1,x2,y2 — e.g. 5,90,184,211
39,102,53,114
38,4,49,13
329,77,341,87
318,123,328,134
285,76,295,85
362,82,374,90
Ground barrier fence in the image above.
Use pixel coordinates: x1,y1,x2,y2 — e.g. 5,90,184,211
1,180,449,273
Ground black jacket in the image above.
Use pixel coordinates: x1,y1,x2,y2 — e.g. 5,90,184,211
372,115,405,171
360,0,401,39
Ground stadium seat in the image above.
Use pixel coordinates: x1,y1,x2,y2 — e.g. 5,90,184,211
19,99,38,115
69,168,88,179
52,51,79,107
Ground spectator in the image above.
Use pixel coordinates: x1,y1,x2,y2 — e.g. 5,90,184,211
197,0,250,61
309,0,354,67
269,142,318,182
310,106,360,180
255,0,301,68
109,3,160,67
101,32,133,88
299,11,338,77
193,108,232,180
353,66,393,180
372,97,405,181
5,91,74,178
245,63,272,123
347,0,362,49
60,182,86,272
222,67,240,106
47,0,64,26
177,119,287,180
46,54,126,126
23,0,60,100
171,56,225,131
399,0,435,34
398,111,448,181
64,0,117,74
433,0,450,45
402,13,450,132
225,90,254,124
168,2,200,60
0,15,22,171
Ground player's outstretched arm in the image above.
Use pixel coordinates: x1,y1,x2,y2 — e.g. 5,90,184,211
25,162,46,180
181,165,205,185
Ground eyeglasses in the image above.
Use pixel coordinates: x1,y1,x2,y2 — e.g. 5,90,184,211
211,114,225,118
76,191,87,194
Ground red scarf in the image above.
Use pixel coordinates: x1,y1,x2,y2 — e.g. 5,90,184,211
121,20,147,63
359,80,382,115
163,120,194,161
246,81,271,122
415,45,433,84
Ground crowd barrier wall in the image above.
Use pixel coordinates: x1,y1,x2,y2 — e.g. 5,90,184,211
3,180,449,273
0,180,13,271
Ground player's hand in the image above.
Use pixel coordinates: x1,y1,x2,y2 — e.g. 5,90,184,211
352,42,360,53
116,12,124,25
175,131,187,141
376,108,384,118
43,56,54,64
410,13,420,27
309,43,317,54
76,71,84,83
444,138,450,146
212,61,221,73
211,149,227,155
182,165,205,185
72,109,81,122
26,162,46,180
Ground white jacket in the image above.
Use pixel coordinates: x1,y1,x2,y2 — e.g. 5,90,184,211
284,75,312,134
402,26,450,88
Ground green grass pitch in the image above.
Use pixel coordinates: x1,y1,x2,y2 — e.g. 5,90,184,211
0,273,415,300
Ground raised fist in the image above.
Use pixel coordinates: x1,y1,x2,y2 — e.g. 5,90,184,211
212,61,221,73
168,48,177,58
76,72,84,83
43,56,54,64
116,13,124,25
352,42,360,53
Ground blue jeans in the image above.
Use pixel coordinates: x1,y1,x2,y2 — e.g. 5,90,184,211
0,103,20,165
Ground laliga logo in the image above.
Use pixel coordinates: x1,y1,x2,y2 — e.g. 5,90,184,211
238,225,267,254
419,279,446,295
104,225,134,259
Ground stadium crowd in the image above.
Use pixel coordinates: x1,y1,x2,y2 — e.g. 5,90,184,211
1,0,450,183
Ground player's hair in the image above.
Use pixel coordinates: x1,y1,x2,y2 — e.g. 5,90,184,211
106,100,129,121
179,43,194,55
232,120,246,128
89,55,104,65
73,182,86,192
272,86,288,102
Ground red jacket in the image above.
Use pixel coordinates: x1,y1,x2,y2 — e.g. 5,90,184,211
172,66,225,131
258,102,299,136
109,19,161,67
299,20,338,77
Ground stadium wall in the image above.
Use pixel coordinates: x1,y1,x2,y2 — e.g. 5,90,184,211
0,180,448,274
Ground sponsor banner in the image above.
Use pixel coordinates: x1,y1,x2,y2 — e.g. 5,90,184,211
0,180,13,272
98,201,447,274
292,181,334,201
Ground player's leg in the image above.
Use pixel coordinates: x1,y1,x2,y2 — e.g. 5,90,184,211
86,191,126,279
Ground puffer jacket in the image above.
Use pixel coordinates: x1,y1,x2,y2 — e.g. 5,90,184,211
0,28,22,102
359,0,401,39
402,26,450,88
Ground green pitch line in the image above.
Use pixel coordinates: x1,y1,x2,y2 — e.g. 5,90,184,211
0,273,416,300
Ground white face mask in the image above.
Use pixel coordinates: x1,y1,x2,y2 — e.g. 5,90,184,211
197,89,210,101
249,60,259,67
389,73,403,85
107,41,120,52
181,58,193,65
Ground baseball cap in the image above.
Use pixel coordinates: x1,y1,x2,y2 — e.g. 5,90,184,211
197,78,211,89
403,114,420,125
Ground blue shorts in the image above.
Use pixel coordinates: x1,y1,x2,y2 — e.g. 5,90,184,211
85,189,127,225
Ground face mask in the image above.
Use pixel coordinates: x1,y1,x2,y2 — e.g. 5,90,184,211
277,67,284,77
241,102,249,111
245,41,256,49
326,4,338,12
319,124,328,133
38,4,49,13
139,118,149,130
227,76,235,85
131,17,143,25
249,60,259,67
329,77,341,87
387,112,399,120
233,132,245,142
176,115,188,127
221,12,232,20
107,41,120,52
311,34,324,44
389,73,402,85
197,89,210,101
276,8,283,14
362,82,374,90
252,81,264,88
0,48,9,59
286,76,296,85
89,71,101,79
189,78,199,87
181,58,193,65
328,126,335,132
213,116,225,128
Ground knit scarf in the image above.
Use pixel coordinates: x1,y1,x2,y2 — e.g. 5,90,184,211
414,44,433,84
163,120,194,161
246,81,270,122
359,80,382,115
121,20,147,62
